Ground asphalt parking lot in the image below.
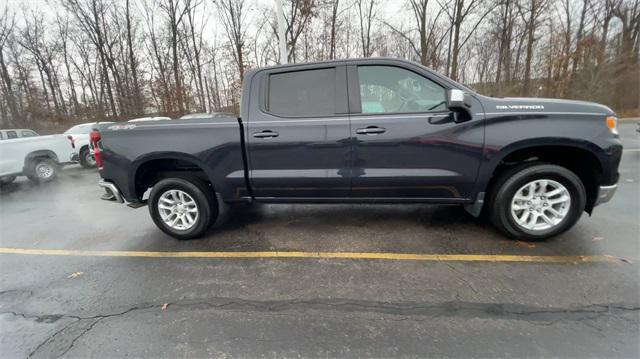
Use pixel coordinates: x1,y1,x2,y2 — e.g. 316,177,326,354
1,121,638,358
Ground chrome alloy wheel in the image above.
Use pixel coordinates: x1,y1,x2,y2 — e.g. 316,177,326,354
35,162,54,179
157,189,199,230
510,179,571,231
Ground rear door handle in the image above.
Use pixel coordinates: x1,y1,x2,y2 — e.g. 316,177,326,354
252,130,279,138
356,126,386,135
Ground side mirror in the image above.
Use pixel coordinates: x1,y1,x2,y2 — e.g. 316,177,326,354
447,89,473,123
447,89,472,111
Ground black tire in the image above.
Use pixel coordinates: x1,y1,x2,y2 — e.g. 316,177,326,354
26,158,59,183
79,146,96,168
487,163,586,241
148,176,218,240
0,176,16,185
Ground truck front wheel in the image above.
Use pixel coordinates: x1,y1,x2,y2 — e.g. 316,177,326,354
488,163,586,241
148,177,217,240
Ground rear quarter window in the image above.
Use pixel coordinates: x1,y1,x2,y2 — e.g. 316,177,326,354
21,130,38,137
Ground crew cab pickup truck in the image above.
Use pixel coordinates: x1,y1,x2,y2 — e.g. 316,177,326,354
94,58,622,241
0,132,78,184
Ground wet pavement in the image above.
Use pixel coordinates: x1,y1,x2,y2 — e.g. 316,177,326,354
0,121,638,358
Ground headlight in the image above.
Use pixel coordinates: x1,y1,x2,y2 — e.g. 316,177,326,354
605,116,618,135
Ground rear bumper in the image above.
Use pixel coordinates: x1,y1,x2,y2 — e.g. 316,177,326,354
98,180,124,203
594,184,617,206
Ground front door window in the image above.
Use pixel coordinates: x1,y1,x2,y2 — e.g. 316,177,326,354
357,66,447,114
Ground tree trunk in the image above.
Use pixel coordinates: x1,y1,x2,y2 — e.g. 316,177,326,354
92,0,117,117
0,50,19,122
126,0,142,115
329,0,339,59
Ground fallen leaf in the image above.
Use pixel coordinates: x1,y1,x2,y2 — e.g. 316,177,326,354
161,303,168,310
515,241,536,248
592,236,604,242
604,255,633,264
67,272,84,279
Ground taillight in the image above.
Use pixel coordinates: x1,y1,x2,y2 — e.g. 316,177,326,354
90,130,103,169
67,135,75,149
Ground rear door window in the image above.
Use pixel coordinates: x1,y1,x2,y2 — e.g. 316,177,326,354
267,68,336,117
6,131,17,139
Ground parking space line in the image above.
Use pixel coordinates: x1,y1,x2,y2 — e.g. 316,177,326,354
0,247,621,263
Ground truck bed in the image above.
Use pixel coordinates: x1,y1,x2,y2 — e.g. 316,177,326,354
98,118,248,203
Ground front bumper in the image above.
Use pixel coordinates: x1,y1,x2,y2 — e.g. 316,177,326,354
595,184,617,206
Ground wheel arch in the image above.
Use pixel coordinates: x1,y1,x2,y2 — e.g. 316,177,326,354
130,152,219,201
478,139,606,214
23,150,59,171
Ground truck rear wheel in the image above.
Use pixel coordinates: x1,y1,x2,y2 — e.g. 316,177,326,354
488,163,586,241
148,176,217,240
79,147,96,168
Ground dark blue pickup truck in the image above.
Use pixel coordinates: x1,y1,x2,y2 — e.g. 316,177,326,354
94,58,622,241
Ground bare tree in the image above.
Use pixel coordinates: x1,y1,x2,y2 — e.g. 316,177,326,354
328,0,340,59
283,0,317,61
142,0,172,114
216,0,248,81
356,0,376,57
439,0,492,80
0,7,19,125
125,0,143,114
518,0,549,95
158,0,194,115
494,0,516,91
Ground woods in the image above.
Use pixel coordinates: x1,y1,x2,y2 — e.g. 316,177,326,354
0,0,638,131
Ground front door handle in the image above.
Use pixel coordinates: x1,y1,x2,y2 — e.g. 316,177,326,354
252,130,279,138
356,126,386,135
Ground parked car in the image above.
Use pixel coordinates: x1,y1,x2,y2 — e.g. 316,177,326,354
0,132,78,184
180,112,235,120
93,58,622,241
128,116,172,122
64,122,114,168
0,129,39,140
